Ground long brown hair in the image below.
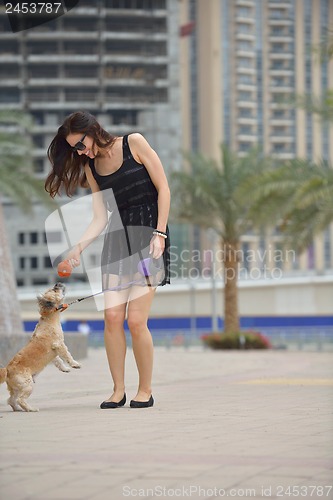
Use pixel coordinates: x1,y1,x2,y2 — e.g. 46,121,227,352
45,110,116,198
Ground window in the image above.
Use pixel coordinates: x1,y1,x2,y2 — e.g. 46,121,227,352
44,256,53,269
18,232,25,245
239,91,252,100
237,7,251,18
239,142,251,152
30,257,38,269
33,136,44,148
30,232,38,244
241,242,250,272
0,89,20,103
65,65,98,78
65,90,96,102
27,42,57,55
19,257,26,269
63,41,98,55
0,64,19,79
237,41,253,51
33,279,49,286
34,160,44,174
238,58,252,68
28,66,58,79
28,89,58,102
31,112,44,125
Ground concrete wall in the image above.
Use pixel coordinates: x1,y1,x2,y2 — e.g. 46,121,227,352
18,275,333,321
0,333,88,366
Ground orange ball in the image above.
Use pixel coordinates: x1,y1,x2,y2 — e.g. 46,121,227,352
57,260,72,278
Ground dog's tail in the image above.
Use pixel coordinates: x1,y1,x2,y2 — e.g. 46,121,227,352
0,367,7,385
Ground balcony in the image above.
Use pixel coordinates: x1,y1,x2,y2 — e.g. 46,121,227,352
105,78,167,87
0,55,22,62
27,55,99,63
236,49,255,57
61,6,99,16
32,125,58,134
268,19,293,26
26,31,98,40
269,35,293,42
236,0,255,6
28,101,95,111
270,68,294,75
268,1,291,7
235,16,255,24
270,118,293,125
237,100,257,108
235,32,256,41
237,134,257,142
102,54,167,64
237,116,257,124
271,151,295,160
237,67,256,75
269,85,294,93
237,82,257,91
102,102,151,111
27,78,99,87
270,134,294,143
270,101,290,109
101,32,167,41
102,8,167,17
269,53,293,59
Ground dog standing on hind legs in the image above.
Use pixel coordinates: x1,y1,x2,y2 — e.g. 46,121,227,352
0,282,81,412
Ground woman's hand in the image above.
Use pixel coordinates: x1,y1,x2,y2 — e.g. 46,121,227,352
149,235,165,260
66,244,81,268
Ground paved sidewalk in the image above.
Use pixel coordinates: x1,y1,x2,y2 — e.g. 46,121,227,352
0,347,333,500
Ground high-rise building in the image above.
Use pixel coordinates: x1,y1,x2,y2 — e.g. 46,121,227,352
180,0,333,275
0,0,181,287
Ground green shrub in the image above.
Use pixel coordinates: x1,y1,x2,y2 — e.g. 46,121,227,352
201,331,272,350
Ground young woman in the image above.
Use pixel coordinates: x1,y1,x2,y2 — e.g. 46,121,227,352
45,110,171,409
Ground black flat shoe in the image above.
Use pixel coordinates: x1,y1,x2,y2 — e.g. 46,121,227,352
100,393,126,409
130,395,154,408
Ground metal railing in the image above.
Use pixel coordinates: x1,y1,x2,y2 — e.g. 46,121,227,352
87,326,333,351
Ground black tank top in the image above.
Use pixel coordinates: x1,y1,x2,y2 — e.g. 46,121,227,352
88,134,158,211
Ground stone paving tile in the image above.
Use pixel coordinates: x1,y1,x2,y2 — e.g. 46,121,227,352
1,347,332,499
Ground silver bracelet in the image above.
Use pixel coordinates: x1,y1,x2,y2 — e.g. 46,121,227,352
153,230,167,239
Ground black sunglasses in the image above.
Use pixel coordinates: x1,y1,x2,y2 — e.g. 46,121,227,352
71,133,87,152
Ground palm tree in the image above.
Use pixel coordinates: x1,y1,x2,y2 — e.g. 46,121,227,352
242,158,333,253
267,33,333,254
171,145,272,334
0,110,54,364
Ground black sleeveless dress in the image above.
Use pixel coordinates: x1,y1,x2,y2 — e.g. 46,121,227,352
88,134,170,291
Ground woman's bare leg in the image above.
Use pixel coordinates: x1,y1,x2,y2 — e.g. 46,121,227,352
103,288,129,402
127,287,156,402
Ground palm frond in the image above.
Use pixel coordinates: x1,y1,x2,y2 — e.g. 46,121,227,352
0,110,55,212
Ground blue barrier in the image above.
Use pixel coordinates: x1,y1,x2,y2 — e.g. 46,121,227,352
24,315,333,333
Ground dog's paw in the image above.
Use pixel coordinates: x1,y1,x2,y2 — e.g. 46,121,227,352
62,367,71,373
72,362,81,369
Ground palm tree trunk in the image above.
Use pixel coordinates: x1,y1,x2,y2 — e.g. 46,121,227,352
223,242,240,333
0,203,25,364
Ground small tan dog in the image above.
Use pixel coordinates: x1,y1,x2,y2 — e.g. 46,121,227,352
0,282,80,412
